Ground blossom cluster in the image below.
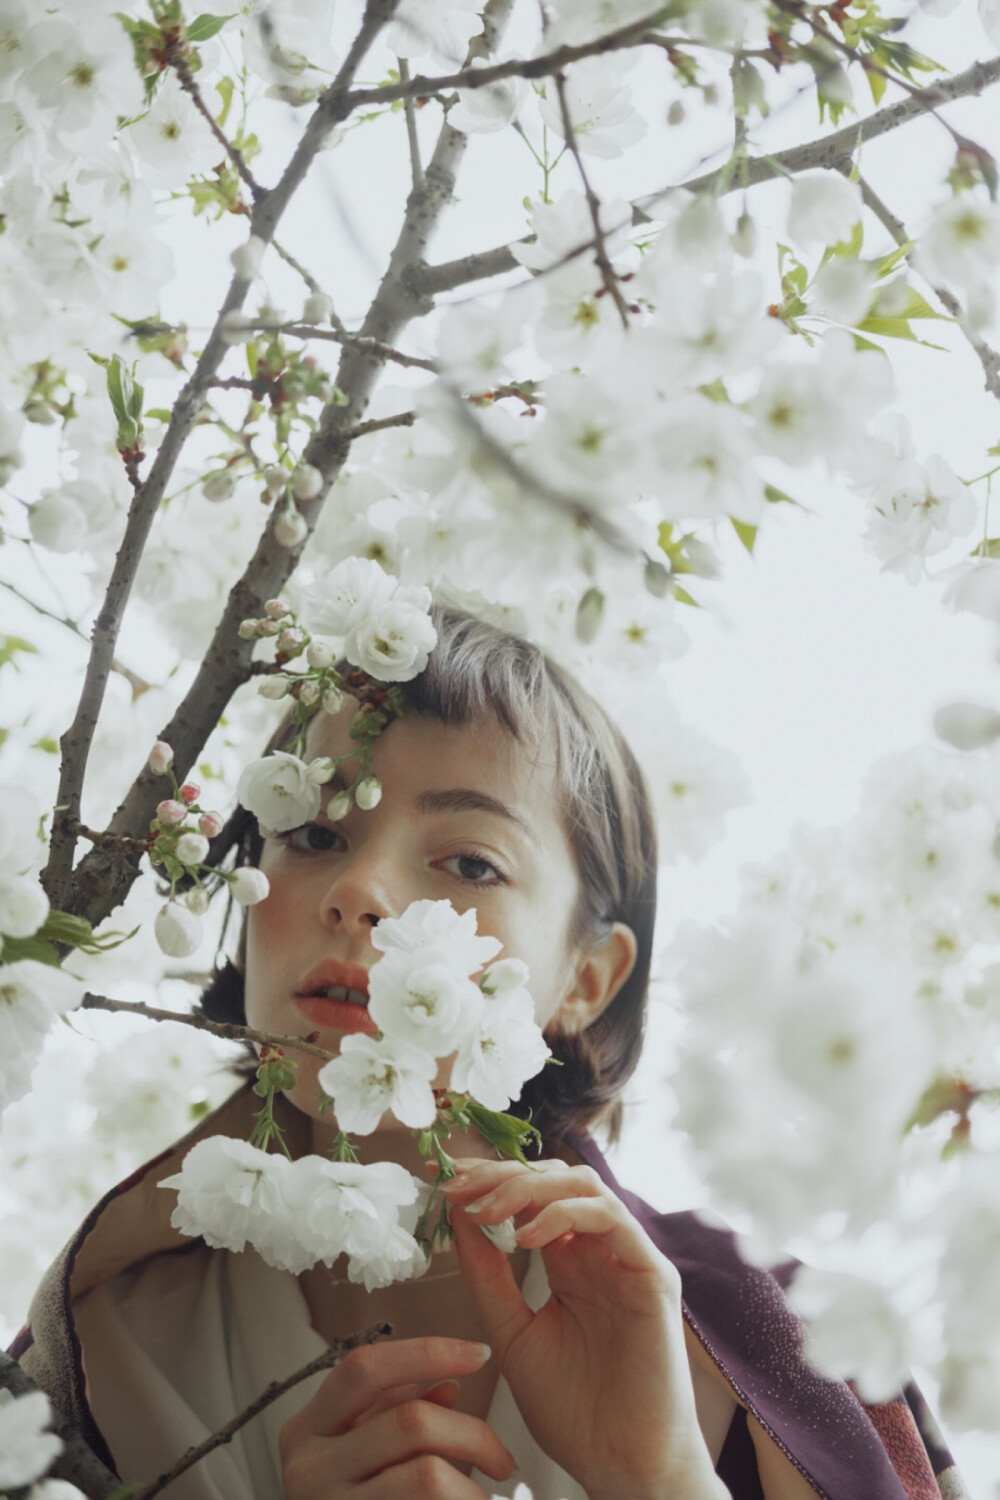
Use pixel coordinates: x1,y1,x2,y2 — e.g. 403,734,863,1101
0,1386,83,1498
671,743,1000,1425
320,900,551,1127
161,899,548,1283
146,741,269,959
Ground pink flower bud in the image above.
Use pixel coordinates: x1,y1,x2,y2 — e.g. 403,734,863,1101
149,741,174,776
179,782,201,805
156,799,187,825
264,598,291,619
198,811,224,838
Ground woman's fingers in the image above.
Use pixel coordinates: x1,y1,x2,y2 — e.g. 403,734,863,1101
355,1453,495,1498
346,1376,461,1430
450,1205,535,1358
334,1399,516,1484
283,1338,491,1445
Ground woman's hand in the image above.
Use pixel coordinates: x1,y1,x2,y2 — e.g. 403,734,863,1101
278,1336,517,1498
442,1159,728,1500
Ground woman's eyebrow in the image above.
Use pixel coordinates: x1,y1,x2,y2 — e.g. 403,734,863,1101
416,787,537,844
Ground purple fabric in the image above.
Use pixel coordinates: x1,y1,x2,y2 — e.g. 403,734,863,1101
568,1130,942,1500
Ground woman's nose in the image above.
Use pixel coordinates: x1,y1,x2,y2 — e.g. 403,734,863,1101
317,846,397,933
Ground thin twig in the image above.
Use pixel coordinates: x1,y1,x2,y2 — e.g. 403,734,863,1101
0,577,152,697
80,991,338,1063
399,59,424,189
342,409,418,439
851,169,1000,402
342,5,673,109
0,1353,122,1498
277,323,438,372
169,50,265,201
551,70,632,327
127,1323,393,1500
673,55,1000,202
272,238,347,331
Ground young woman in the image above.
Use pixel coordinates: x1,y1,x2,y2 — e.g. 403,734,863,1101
12,610,961,1500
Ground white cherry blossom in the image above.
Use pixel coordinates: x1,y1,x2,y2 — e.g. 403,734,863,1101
0,960,84,1115
368,954,485,1055
319,1035,438,1134
303,555,398,637
0,873,48,940
370,898,502,974
348,595,438,682
0,1389,62,1490
160,1136,298,1258
864,455,976,582
237,751,322,834
537,58,646,160
383,0,484,63
451,987,550,1111
127,75,222,189
786,172,863,248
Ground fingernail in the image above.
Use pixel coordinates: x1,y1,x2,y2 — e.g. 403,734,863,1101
474,1342,492,1365
515,1219,541,1243
441,1171,469,1190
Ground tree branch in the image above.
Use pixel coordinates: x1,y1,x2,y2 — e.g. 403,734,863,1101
280,323,438,372
410,240,526,294
551,69,632,327
64,0,517,930
851,169,1000,402
127,1323,392,1500
43,0,403,917
399,58,424,190
342,410,418,440
80,992,338,1062
0,577,151,698
169,51,265,201
672,54,1000,202
0,1352,122,1498
271,238,347,330
341,5,673,108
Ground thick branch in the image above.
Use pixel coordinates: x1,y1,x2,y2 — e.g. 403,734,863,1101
65,1,516,930
45,0,402,918
410,240,526,294
852,170,1000,402
128,1324,392,1500
673,54,1000,201
0,1352,121,1498
80,992,337,1062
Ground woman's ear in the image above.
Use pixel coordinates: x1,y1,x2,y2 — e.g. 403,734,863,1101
552,922,638,1036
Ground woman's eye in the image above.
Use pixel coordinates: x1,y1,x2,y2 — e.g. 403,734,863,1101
279,824,343,854
441,852,506,886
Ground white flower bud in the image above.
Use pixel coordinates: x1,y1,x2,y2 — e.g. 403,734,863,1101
258,618,280,637
355,776,382,810
322,684,343,715
302,291,333,324
933,703,1000,751
306,757,337,784
643,559,671,598
184,887,211,915
667,100,685,126
306,638,337,669
202,471,236,502
291,464,323,502
264,598,291,619
278,627,307,655
219,310,255,345
328,790,352,820
575,586,604,645
258,674,293,700
238,618,261,640
154,902,202,958
23,397,56,425
0,874,49,939
264,466,287,494
148,741,174,775
175,832,210,866
228,868,270,906
274,502,308,548
231,234,266,281
732,212,757,259
298,679,321,706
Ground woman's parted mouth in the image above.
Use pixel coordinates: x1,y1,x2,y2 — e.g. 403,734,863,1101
294,958,374,1028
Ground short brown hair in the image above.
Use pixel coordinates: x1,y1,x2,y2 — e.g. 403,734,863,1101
199,606,658,1144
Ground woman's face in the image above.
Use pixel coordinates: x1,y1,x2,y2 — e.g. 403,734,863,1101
244,701,589,1127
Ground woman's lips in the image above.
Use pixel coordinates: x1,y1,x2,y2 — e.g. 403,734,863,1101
294,993,379,1038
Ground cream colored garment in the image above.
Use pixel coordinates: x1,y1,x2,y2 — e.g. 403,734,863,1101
74,1245,585,1500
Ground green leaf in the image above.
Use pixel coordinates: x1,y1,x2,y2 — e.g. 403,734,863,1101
0,933,60,966
36,909,139,954
764,483,797,506
854,315,918,341
31,736,59,754
871,285,949,322
672,584,700,607
975,538,1000,558
731,518,757,554
186,12,234,42
464,1102,542,1163
866,67,887,106
0,635,38,672
215,75,235,128
874,244,912,280
103,353,145,450
145,408,173,422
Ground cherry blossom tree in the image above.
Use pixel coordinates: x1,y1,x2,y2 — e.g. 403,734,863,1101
3,0,1000,1491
